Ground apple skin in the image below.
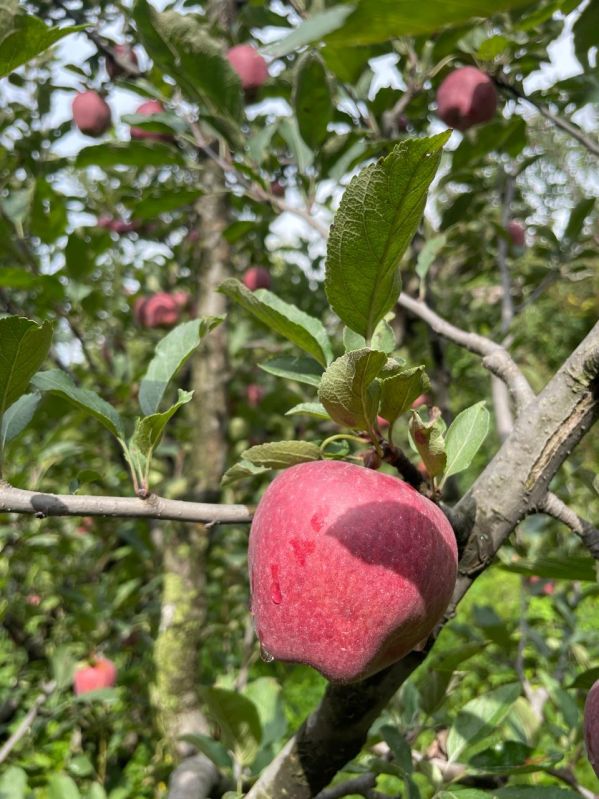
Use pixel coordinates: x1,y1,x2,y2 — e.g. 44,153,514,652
227,44,268,90
436,67,497,131
130,100,171,142
506,220,526,247
72,91,112,138
106,44,139,80
248,460,458,683
585,680,599,777
73,658,117,695
243,267,271,291
134,292,189,328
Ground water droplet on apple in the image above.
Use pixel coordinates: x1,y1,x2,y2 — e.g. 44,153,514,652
260,643,274,663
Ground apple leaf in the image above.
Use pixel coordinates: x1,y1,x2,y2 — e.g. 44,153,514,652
221,459,270,487
0,9,84,79
408,408,447,478
31,370,125,440
325,133,450,339
0,316,53,415
442,401,490,483
0,766,28,799
47,774,81,799
379,366,430,426
259,356,323,387
242,441,322,469
198,687,262,766
0,392,41,450
178,734,233,770
318,348,387,431
285,402,330,420
129,390,193,479
294,51,332,150
219,279,333,367
139,317,224,416
76,142,185,169
263,5,355,58
415,233,447,281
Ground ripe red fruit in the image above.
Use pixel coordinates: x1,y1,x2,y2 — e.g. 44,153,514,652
73,658,117,695
72,91,112,137
249,460,457,682
243,267,271,291
585,680,599,777
106,44,139,80
436,67,497,132
506,220,526,247
270,180,285,198
130,100,171,142
134,292,189,328
247,384,264,407
227,44,268,90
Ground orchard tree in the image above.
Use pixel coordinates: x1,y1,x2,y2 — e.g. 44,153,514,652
0,1,598,799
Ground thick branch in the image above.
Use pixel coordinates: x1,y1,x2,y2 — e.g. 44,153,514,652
0,482,251,524
539,492,599,559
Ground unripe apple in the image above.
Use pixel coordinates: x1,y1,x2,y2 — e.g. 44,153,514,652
243,266,271,291
585,680,599,777
249,460,457,682
106,43,139,80
227,44,268,90
73,657,117,695
436,67,497,132
130,100,171,142
506,220,526,247
72,91,112,138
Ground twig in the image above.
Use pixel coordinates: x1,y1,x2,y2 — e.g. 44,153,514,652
0,681,56,765
545,767,596,799
539,492,599,559
0,481,252,525
397,293,534,411
314,773,376,799
498,173,515,336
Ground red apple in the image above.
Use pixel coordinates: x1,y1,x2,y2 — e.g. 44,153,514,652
436,67,497,132
227,44,268,90
270,180,285,198
247,383,264,408
506,220,526,247
106,43,139,80
249,460,457,682
73,657,117,695
243,266,271,291
130,100,171,142
97,215,114,230
585,680,599,777
26,594,41,606
72,91,112,137
134,292,188,328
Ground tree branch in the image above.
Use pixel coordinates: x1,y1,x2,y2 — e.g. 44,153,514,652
0,681,55,765
539,492,599,559
0,482,251,525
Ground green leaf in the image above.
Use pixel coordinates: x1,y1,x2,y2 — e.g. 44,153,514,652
567,666,599,690
408,408,447,478
0,766,28,799
325,134,449,338
198,687,261,767
259,356,324,387
130,390,193,474
573,0,599,68
415,233,447,281
468,740,561,775
343,327,366,352
0,316,52,415
179,733,233,770
278,117,314,174
76,141,185,169
47,774,81,799
243,677,287,748
442,401,489,482
318,348,387,431
133,0,243,139
371,318,396,354
242,441,322,469
263,5,356,57
325,0,532,46
294,51,332,150
31,370,124,439
219,279,333,367
0,391,40,449
379,366,430,426
128,188,202,221
221,459,269,487
495,790,581,799
87,784,108,799
380,725,412,774
502,555,595,582
285,402,330,420
0,12,84,79
139,317,224,416
446,682,521,762
564,197,595,243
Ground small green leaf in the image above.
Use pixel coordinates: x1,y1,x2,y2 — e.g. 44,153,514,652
285,402,330,420
0,392,40,449
221,459,269,486
371,318,396,354
129,390,193,478
343,327,366,352
408,408,446,478
446,682,521,763
179,733,233,770
294,51,332,150
415,233,447,281
443,401,489,482
0,316,52,415
220,279,332,367
263,5,355,58
242,441,322,469
318,348,386,431
380,725,412,774
325,133,450,339
0,766,28,799
259,356,323,387
198,687,261,767
76,141,185,169
139,317,223,416
31,370,124,439
47,774,81,799
379,366,430,426
564,197,595,243
278,117,314,174
243,677,287,748
468,740,560,775
0,13,84,79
